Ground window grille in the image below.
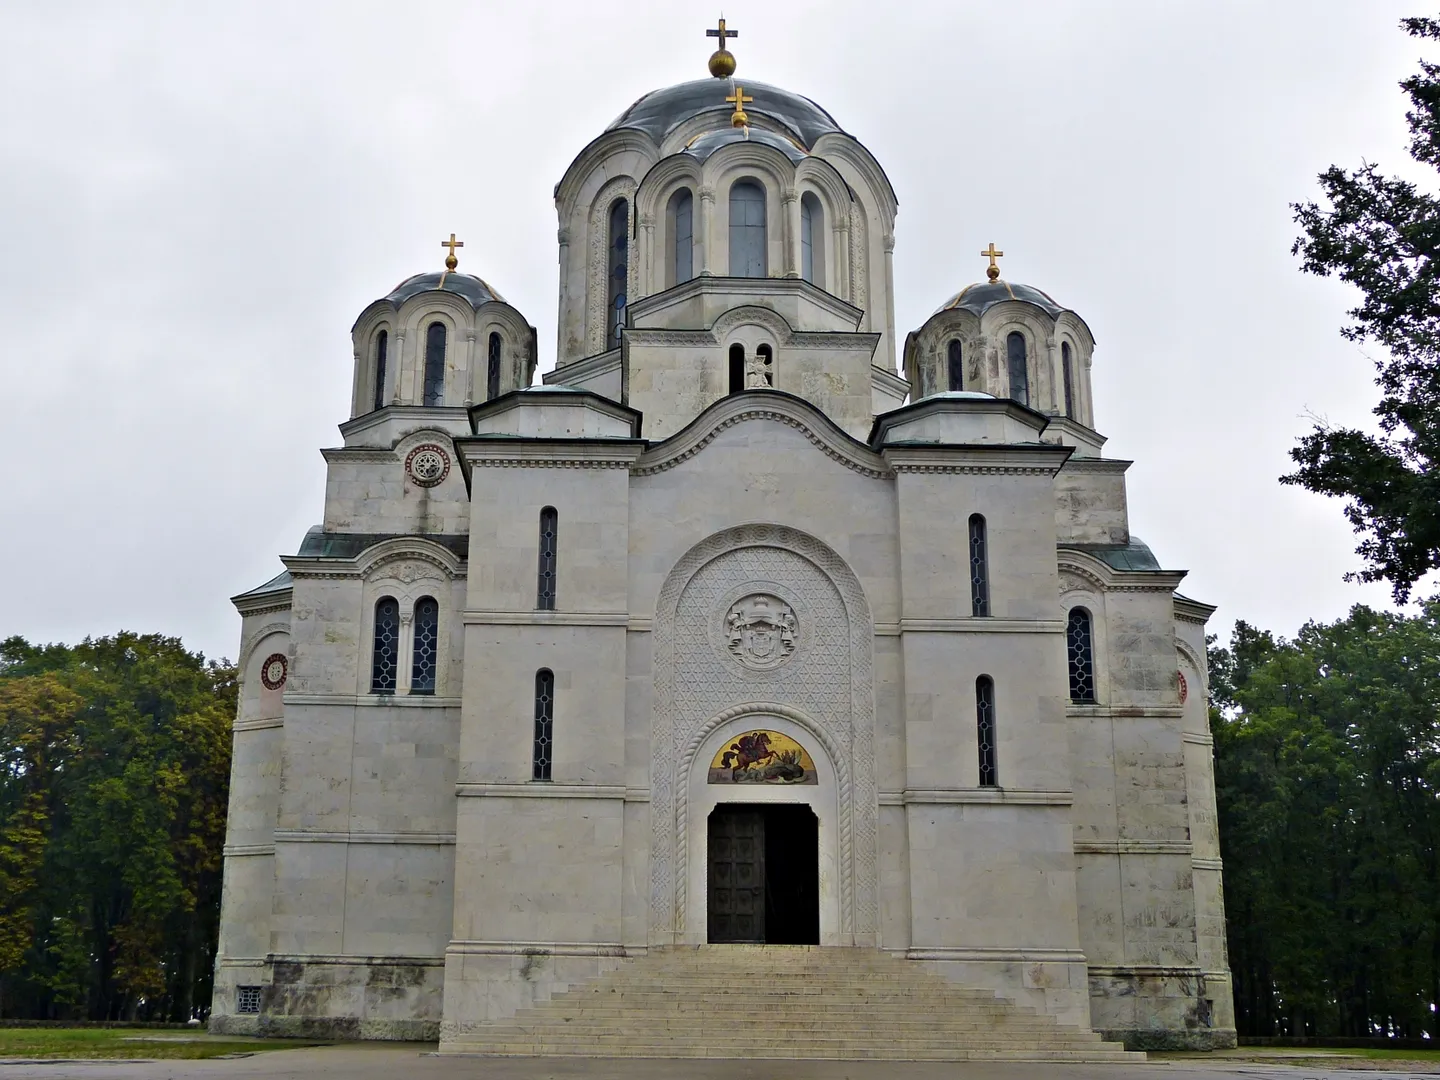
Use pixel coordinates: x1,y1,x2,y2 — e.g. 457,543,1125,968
423,322,446,406
373,330,388,412
947,339,963,392
728,343,745,394
371,598,399,693
728,181,767,277
1006,331,1029,407
411,597,439,695
1067,607,1096,702
487,332,502,401
533,668,554,781
672,189,693,285
968,514,990,616
236,985,261,1014
537,507,558,610
1062,341,1075,419
976,676,997,787
607,199,628,349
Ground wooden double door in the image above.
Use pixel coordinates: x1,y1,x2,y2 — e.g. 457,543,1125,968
706,804,819,944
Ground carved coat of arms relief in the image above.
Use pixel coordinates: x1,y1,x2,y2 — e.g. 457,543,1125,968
725,593,797,671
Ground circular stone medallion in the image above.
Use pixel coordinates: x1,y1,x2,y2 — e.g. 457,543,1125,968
260,652,289,691
724,593,798,671
405,444,450,487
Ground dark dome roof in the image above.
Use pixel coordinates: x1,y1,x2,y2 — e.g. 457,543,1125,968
384,270,505,309
934,280,1066,319
607,79,843,147
684,127,808,164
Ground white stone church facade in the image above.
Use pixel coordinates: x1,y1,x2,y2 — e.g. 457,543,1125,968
211,58,1235,1053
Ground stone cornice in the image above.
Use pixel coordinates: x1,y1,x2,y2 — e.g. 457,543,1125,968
878,788,1073,806
462,610,629,626
320,447,397,464
1074,839,1192,855
882,444,1071,476
884,618,1065,634
1058,548,1188,593
1174,595,1218,623
543,348,620,384
1058,455,1130,475
233,593,292,617
1066,704,1185,719
455,783,642,801
626,273,864,328
633,390,890,479
455,438,645,472
273,829,455,845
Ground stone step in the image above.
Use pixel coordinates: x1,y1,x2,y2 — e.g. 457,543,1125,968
446,1042,1145,1062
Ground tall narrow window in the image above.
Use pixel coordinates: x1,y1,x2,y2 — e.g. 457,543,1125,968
729,181,767,278
607,199,628,349
976,676,997,787
1067,607,1096,702
946,339,963,392
423,321,446,406
533,668,554,781
800,193,824,285
728,343,745,394
487,332,502,401
1061,341,1075,419
968,514,989,616
372,329,388,412
411,597,438,695
670,188,693,285
371,598,399,693
536,506,558,610
1006,331,1028,407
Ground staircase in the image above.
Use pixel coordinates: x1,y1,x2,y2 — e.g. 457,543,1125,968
442,945,1143,1061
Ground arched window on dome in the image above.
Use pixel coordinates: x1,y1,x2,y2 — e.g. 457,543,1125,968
729,181,767,278
800,193,824,288
487,332,502,401
1061,341,1076,419
728,343,745,395
372,329,388,412
410,597,439,695
1006,331,1029,407
607,199,629,350
423,321,446,406
946,339,964,392
1067,607,1096,703
669,188,693,286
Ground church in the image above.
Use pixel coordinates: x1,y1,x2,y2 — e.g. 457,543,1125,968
211,23,1235,1058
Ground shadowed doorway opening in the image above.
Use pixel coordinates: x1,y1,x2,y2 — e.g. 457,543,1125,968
706,804,819,944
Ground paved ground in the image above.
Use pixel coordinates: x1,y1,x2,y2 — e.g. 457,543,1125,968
1,1046,1439,1080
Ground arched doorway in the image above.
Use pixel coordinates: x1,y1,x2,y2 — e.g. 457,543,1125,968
708,802,819,944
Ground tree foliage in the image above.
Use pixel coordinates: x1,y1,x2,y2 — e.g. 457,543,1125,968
1287,17,1440,601
0,633,235,1020
1211,604,1440,1036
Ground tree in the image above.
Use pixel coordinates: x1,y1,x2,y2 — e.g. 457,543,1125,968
1287,16,1440,601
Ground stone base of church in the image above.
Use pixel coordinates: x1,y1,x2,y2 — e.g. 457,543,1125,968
906,951,1092,1030
438,945,630,1039
1099,1027,1239,1052
208,956,444,1041
1089,967,1237,1051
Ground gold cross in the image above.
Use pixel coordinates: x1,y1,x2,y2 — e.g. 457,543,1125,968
980,242,1004,281
707,17,737,50
727,85,753,128
441,232,464,270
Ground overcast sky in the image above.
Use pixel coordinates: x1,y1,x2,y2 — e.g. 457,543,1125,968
2,1,1429,663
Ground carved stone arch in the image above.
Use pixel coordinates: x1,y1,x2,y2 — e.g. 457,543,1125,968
635,154,705,226
587,176,638,355
916,309,983,396
239,621,292,672
650,523,877,945
793,156,852,220
1174,635,1208,697
356,537,462,580
982,305,1055,406
1057,560,1108,596
709,305,796,347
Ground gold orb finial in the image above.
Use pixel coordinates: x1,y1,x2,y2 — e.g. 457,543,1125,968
706,17,738,79
441,232,464,272
980,242,1004,282
727,85,753,128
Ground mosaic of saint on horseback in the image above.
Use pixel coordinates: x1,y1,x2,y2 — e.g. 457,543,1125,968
708,730,818,784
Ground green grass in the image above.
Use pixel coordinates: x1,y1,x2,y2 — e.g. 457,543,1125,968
0,1027,327,1060
1158,1046,1440,1065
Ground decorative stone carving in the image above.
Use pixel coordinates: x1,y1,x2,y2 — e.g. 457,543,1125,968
724,594,797,670
260,652,289,691
405,444,450,487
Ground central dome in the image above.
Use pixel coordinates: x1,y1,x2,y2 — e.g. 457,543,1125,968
606,79,844,147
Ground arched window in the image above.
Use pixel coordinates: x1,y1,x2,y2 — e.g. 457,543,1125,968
371,598,399,693
372,329,388,412
423,321,446,406
800,193,824,287
536,507,558,610
968,514,989,617
1061,341,1075,419
607,199,628,350
728,343,745,394
1067,607,1096,702
1006,331,1029,407
533,668,554,781
976,676,997,787
411,597,439,695
946,339,963,392
487,332,502,401
729,181,767,278
670,188,693,285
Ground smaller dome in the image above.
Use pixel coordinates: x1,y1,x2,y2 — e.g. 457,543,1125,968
934,280,1065,319
607,79,843,147
384,270,505,309
684,127,807,164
